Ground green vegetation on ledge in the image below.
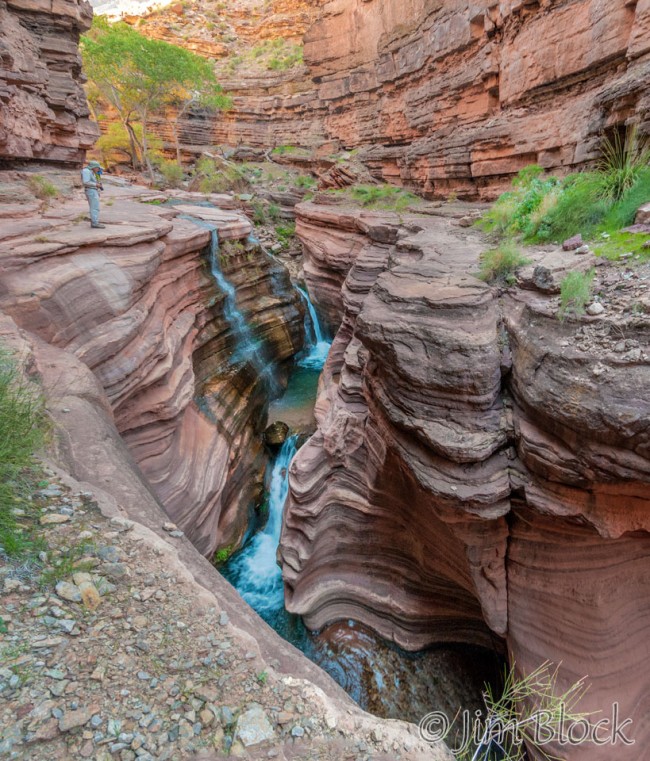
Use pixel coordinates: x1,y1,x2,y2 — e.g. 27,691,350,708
333,184,421,212
479,127,650,261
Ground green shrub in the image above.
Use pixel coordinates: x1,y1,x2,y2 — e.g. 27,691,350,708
0,349,48,558
251,200,267,225
294,174,316,189
478,240,530,284
268,203,281,221
512,164,545,188
601,166,650,230
275,223,295,240
559,268,595,318
157,159,184,188
27,175,58,201
194,157,248,193
533,173,609,243
272,145,299,156
340,183,420,211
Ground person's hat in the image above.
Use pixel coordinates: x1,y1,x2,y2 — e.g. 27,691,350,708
87,160,103,169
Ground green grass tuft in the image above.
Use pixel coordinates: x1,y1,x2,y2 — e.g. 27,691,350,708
559,268,596,319
27,175,58,201
477,240,530,284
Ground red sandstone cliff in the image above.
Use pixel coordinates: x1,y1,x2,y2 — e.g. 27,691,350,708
279,200,650,759
184,0,650,197
0,0,98,165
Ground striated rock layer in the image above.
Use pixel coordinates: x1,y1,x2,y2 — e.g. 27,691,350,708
0,0,98,165
279,200,650,759
0,181,305,556
213,0,650,197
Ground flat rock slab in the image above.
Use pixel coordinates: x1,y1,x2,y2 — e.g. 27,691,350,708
171,204,252,240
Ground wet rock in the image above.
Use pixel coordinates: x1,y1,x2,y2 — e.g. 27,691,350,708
264,421,290,447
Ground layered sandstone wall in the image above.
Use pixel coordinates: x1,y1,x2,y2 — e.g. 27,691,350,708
0,181,304,556
211,0,650,197
0,0,98,165
279,200,650,759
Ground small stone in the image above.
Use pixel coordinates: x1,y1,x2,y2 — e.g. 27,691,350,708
95,577,117,596
199,709,214,726
90,715,103,728
291,726,305,737
218,612,229,626
32,637,63,648
169,530,184,538
235,704,274,747
586,302,605,316
49,680,69,697
59,708,92,732
162,522,177,532
109,517,134,532
4,578,21,592
91,666,106,682
40,514,71,525
55,581,81,603
562,233,583,251
574,244,590,255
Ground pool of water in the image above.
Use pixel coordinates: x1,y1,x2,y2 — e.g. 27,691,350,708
267,364,322,433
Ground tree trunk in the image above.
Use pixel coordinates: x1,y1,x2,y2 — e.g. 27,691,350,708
140,111,156,185
124,119,142,170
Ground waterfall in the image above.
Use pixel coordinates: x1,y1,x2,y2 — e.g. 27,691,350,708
226,435,298,614
186,217,279,394
296,286,331,370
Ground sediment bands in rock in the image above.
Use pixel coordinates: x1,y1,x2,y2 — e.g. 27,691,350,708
279,201,650,758
0,0,99,165
212,0,650,196
0,186,304,556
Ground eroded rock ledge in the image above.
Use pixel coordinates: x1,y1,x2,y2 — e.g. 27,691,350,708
0,178,304,556
280,200,650,759
0,0,98,165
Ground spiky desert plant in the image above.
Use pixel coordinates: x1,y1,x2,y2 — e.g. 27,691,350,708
467,661,591,761
597,124,650,202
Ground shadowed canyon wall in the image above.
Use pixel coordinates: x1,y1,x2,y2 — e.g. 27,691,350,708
279,201,650,759
0,0,98,165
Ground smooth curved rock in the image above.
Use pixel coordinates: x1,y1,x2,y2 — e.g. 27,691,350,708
0,185,304,556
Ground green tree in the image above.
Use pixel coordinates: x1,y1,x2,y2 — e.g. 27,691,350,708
81,18,231,179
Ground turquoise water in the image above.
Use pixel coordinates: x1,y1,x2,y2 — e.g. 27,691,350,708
267,364,322,432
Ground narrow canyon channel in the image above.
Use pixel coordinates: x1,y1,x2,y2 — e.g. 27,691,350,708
191,223,505,724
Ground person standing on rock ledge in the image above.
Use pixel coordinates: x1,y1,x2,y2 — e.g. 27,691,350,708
81,160,105,229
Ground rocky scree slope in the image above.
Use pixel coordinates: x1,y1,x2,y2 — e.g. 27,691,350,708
279,199,650,761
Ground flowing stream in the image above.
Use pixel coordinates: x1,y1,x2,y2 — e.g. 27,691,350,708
181,201,499,723
186,216,279,394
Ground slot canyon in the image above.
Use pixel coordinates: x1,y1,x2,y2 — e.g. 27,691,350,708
0,1,649,760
